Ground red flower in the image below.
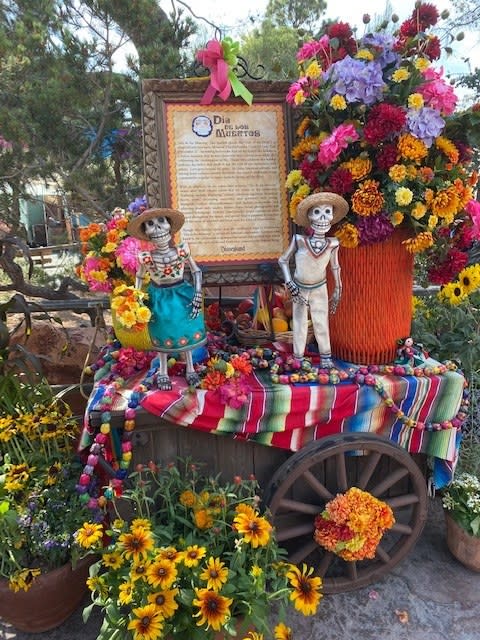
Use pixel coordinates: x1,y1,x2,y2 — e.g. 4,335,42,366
424,35,441,61
414,2,439,28
364,103,407,145
327,167,354,195
376,143,399,172
427,249,468,284
328,21,353,40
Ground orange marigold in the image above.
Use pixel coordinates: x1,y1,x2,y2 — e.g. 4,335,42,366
402,231,434,253
291,136,324,161
430,186,460,220
341,156,372,181
397,133,428,162
435,136,459,164
351,179,384,216
200,370,227,390
334,223,360,248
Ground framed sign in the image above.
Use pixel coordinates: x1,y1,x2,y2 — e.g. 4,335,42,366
141,79,293,276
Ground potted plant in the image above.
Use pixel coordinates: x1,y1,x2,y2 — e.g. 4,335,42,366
75,460,322,639
284,2,480,364
0,316,94,632
442,472,480,571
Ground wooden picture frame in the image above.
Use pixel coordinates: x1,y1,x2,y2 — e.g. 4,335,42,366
141,78,293,283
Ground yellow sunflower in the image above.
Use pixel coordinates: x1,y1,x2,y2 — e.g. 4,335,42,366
76,522,104,549
118,581,134,605
102,552,124,570
8,568,41,593
438,282,467,306
233,512,272,548
457,264,480,295
286,564,323,616
146,558,177,589
200,556,229,591
118,526,154,560
193,589,233,631
127,603,164,640
147,588,179,619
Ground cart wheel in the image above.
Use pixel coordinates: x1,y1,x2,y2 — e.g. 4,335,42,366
263,433,428,594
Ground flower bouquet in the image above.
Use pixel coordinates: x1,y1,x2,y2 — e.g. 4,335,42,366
313,487,395,561
76,460,322,640
284,3,480,363
442,472,480,538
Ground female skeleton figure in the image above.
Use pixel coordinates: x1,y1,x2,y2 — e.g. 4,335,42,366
278,193,348,367
127,207,206,390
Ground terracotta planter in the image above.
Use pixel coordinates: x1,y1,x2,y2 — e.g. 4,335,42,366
328,229,414,364
445,512,480,572
0,557,93,633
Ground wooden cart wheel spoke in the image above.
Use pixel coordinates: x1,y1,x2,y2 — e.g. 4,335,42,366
275,521,315,542
276,497,322,515
289,539,320,566
264,433,428,594
301,469,334,501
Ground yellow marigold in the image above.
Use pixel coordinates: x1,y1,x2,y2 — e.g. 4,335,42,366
454,178,473,209
296,117,310,137
351,179,384,216
289,188,311,218
415,57,430,71
397,133,428,162
305,60,321,78
355,48,374,60
438,282,467,305
435,136,459,164
395,187,413,207
408,93,424,109
411,202,427,219
293,90,307,106
402,231,434,253
330,94,347,110
430,187,460,219
406,164,418,179
392,67,410,82
180,490,197,507
285,169,303,190
388,164,407,182
427,214,438,229
194,508,213,530
341,156,372,181
391,211,404,226
291,135,323,161
424,188,434,204
334,223,360,248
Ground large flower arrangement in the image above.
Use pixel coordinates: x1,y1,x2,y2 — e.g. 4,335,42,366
313,487,395,561
285,3,480,285
76,461,322,640
76,197,151,293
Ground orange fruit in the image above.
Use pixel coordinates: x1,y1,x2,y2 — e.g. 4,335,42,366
272,317,289,333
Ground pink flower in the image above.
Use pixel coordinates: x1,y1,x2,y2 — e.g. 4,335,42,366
317,123,359,166
465,199,480,233
286,76,311,105
296,35,330,62
116,236,143,275
418,67,457,116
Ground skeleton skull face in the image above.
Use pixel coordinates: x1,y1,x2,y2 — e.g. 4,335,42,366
307,204,334,235
143,216,171,243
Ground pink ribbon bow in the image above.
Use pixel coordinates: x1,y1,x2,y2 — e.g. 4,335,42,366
196,40,232,105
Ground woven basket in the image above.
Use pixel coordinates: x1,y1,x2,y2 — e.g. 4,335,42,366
235,324,314,347
327,229,414,364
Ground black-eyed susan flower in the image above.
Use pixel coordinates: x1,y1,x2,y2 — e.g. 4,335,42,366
8,568,41,593
274,622,293,640
200,556,229,591
233,512,272,548
146,558,177,590
76,522,103,549
147,588,179,619
131,561,150,582
155,546,183,564
183,544,207,567
286,563,323,615
192,588,233,631
102,551,123,570
127,603,164,640
118,581,134,605
118,526,154,561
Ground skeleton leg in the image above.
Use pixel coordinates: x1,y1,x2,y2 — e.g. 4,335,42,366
155,352,172,390
184,350,200,386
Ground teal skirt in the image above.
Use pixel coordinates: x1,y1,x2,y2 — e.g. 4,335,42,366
147,281,207,353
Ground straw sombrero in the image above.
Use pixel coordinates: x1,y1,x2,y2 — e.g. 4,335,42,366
127,207,185,241
295,193,349,228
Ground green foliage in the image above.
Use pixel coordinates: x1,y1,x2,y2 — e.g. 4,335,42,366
442,472,480,537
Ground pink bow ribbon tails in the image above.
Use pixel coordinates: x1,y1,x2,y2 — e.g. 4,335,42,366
196,38,253,106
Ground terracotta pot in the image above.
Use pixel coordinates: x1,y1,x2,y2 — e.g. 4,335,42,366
445,512,480,572
0,557,93,633
328,229,414,364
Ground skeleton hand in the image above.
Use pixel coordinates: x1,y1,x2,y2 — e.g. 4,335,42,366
329,287,342,314
190,291,202,318
286,280,308,306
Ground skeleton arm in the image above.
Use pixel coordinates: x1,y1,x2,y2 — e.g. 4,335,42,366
187,252,203,318
278,235,307,304
328,240,342,314
135,261,146,290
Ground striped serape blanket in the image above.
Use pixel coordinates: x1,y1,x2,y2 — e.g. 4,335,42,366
81,364,465,488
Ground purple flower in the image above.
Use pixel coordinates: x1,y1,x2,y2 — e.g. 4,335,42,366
326,57,386,106
357,214,394,245
360,33,401,69
128,195,148,214
406,107,445,147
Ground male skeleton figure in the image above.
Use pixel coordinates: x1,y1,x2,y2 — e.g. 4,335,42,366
278,193,349,367
127,207,206,390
